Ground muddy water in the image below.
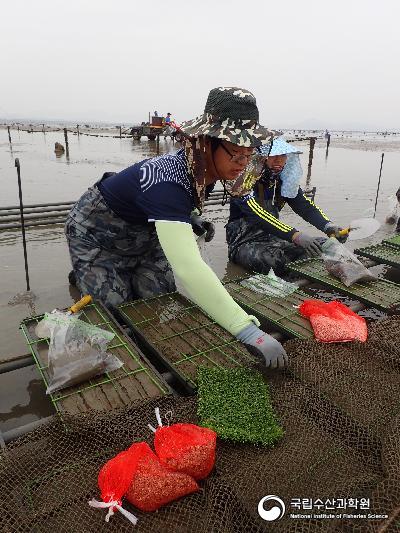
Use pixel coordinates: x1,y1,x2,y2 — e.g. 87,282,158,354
1,128,400,433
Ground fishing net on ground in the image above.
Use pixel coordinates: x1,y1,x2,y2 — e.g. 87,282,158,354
1,316,400,532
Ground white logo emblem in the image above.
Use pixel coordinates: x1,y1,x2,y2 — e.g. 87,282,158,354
258,495,286,521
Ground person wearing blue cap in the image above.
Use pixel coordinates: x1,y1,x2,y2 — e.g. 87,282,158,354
226,137,347,275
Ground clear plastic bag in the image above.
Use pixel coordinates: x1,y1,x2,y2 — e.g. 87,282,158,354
321,239,377,287
240,269,298,298
35,311,123,394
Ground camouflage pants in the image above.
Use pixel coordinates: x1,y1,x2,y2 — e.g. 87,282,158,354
65,185,175,307
226,218,306,276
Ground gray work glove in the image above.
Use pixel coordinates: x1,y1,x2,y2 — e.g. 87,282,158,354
292,232,323,257
236,323,288,369
191,213,215,242
323,222,349,243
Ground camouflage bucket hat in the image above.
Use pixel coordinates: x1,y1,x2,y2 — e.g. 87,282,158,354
180,87,278,147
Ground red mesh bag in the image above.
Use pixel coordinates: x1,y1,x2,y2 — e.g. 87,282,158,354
125,442,199,512
154,422,217,480
88,449,139,525
299,299,368,343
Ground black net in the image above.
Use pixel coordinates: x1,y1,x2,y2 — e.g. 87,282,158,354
1,317,400,532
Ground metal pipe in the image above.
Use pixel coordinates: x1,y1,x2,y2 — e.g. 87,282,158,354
0,192,223,214
0,217,67,231
0,201,74,211
15,158,30,291
0,356,34,375
1,210,70,223
373,153,385,218
0,205,73,217
2,416,55,444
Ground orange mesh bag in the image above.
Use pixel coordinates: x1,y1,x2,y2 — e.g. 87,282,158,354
125,442,199,512
88,449,139,525
149,407,216,480
299,299,368,343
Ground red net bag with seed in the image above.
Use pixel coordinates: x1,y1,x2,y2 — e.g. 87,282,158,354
88,449,139,525
125,442,199,512
149,407,217,480
299,299,368,343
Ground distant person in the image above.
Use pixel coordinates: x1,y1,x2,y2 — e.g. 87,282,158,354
154,111,159,117
396,187,400,233
164,113,174,139
324,129,330,139
65,87,288,370
226,137,348,276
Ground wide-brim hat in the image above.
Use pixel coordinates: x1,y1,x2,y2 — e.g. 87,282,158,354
180,87,279,147
258,136,302,156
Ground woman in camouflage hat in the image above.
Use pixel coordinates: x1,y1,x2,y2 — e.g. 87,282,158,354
65,86,287,369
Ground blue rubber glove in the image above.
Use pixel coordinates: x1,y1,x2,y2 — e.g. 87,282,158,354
292,232,323,257
191,213,215,242
323,222,348,243
236,323,288,369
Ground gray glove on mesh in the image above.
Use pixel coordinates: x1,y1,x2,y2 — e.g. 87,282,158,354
191,213,215,242
292,232,323,257
323,222,348,243
236,323,288,369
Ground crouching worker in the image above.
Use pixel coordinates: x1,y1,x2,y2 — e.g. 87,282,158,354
65,87,287,368
226,137,347,276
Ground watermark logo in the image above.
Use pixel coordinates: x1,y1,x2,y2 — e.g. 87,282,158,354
258,495,286,522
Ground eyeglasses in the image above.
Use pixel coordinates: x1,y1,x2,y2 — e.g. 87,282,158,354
220,143,254,165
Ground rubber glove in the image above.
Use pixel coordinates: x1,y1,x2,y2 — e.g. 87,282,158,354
292,232,323,257
236,323,288,369
323,222,349,243
191,213,215,242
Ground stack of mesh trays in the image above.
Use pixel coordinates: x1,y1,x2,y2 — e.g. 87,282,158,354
355,242,400,269
117,292,258,393
20,301,171,415
223,276,314,339
384,234,400,248
288,257,400,312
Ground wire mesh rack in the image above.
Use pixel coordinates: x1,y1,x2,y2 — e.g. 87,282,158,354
383,234,400,248
117,292,258,392
223,278,314,339
20,302,171,415
355,243,400,268
287,258,400,312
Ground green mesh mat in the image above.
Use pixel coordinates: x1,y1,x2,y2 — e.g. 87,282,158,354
224,278,314,339
287,257,400,311
383,234,400,248
355,243,400,268
20,302,170,415
117,293,257,392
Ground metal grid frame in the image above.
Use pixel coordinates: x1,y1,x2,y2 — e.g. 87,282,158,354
355,243,400,268
383,234,400,248
224,279,314,339
287,258,400,311
20,302,171,415
117,292,258,392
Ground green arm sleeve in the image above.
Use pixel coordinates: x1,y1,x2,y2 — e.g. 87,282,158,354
155,221,260,336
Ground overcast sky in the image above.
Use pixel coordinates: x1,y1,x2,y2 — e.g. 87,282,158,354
1,0,399,130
